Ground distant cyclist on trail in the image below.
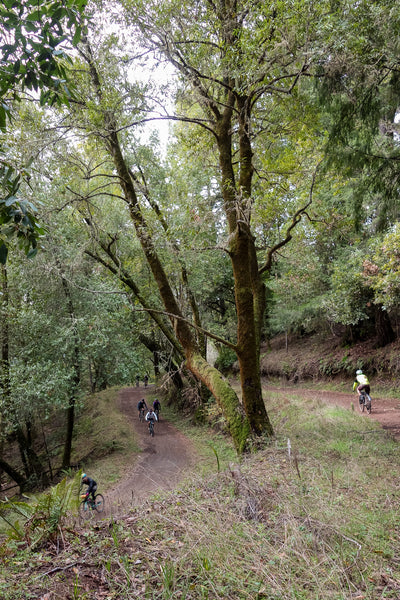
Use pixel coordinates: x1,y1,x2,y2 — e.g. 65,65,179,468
153,398,161,417
137,398,148,418
353,369,371,400
135,374,140,387
81,473,97,503
144,374,149,387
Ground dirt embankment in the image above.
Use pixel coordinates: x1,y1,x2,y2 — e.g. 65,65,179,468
260,333,400,382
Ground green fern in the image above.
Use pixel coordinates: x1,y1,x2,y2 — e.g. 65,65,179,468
0,471,82,549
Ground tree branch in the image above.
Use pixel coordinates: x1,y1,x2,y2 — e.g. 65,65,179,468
259,161,322,275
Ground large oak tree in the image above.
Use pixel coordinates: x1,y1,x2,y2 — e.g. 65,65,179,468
52,0,331,450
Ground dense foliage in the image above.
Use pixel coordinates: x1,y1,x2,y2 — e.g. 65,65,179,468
0,0,86,263
2,0,400,487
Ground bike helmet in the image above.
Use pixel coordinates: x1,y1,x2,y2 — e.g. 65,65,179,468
81,473,87,479
356,369,363,375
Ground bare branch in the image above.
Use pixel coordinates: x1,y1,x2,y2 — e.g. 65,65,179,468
259,161,322,275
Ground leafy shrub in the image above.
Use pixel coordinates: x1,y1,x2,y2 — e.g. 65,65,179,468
215,346,237,372
0,472,81,550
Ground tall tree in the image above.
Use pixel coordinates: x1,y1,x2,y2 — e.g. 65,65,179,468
114,0,328,439
50,0,336,449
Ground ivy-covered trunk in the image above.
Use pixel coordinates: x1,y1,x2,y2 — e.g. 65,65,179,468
230,224,273,435
188,352,250,453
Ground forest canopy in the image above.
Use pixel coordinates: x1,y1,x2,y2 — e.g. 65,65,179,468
1,0,400,488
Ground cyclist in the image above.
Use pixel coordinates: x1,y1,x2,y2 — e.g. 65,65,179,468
81,473,97,503
353,369,371,403
145,407,158,433
137,398,148,419
144,374,149,387
153,398,161,419
135,374,140,387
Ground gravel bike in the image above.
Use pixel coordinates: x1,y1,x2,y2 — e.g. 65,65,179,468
359,391,372,414
79,493,105,519
148,419,155,437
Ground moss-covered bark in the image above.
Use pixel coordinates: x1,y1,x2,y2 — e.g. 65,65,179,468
216,99,273,437
188,352,250,453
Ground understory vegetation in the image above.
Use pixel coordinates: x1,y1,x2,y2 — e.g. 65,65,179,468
1,386,399,599
259,333,400,389
2,1,400,595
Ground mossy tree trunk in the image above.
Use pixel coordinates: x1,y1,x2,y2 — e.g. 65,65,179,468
75,41,250,451
214,94,274,436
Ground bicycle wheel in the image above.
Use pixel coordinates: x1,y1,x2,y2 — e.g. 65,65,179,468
359,394,365,412
94,494,105,513
366,395,372,414
139,410,144,422
149,422,154,436
79,499,93,520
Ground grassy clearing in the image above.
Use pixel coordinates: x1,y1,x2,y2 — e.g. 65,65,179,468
1,389,400,599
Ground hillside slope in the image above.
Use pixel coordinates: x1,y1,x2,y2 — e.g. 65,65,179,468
259,332,400,385
3,382,400,600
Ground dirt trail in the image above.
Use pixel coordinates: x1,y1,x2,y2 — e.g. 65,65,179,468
104,386,197,516
100,383,400,517
264,384,400,439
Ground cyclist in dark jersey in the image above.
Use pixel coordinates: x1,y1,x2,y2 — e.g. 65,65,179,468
153,398,161,417
137,398,148,418
81,473,97,502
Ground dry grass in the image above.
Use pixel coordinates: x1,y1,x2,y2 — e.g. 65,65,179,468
2,390,400,599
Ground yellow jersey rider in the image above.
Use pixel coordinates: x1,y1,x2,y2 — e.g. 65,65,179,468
353,369,370,400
